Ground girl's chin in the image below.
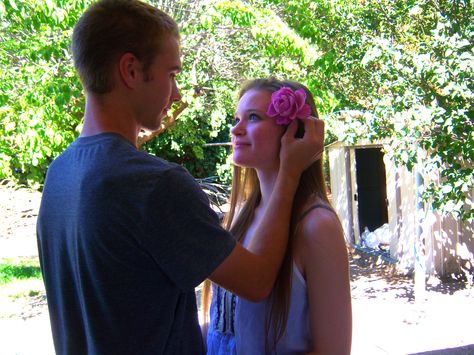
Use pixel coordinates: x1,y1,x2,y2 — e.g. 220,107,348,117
232,157,250,168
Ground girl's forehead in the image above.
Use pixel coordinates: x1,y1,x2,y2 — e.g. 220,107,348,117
237,89,272,111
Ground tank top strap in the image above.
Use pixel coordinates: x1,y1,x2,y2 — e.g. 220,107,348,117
296,203,335,225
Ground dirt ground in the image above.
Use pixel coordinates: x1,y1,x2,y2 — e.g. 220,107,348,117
1,184,473,355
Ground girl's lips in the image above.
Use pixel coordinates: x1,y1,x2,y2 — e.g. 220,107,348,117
233,142,250,148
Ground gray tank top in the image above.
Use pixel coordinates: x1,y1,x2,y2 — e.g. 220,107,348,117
235,263,311,354
207,204,334,354
235,204,334,354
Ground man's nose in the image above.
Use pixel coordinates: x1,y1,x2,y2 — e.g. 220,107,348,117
170,82,181,103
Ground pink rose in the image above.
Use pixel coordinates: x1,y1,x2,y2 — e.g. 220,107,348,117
266,87,312,125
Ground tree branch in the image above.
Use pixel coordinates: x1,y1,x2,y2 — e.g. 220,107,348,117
136,100,189,148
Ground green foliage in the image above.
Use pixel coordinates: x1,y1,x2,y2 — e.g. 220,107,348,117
140,1,237,180
325,0,474,220
0,0,235,185
0,259,42,285
0,0,88,188
1,0,472,220
244,0,474,220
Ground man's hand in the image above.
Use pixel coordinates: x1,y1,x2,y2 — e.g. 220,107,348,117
279,116,325,179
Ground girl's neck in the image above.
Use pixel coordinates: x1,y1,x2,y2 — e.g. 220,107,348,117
239,169,278,248
256,169,279,208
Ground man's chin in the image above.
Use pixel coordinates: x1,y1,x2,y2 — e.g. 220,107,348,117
143,118,163,132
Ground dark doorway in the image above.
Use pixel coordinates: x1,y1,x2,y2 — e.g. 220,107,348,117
355,148,388,234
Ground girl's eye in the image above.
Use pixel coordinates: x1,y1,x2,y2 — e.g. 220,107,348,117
248,113,260,122
234,117,241,124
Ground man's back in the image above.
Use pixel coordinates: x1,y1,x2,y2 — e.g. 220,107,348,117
37,133,235,354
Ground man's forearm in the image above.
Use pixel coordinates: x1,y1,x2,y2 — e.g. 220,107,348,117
244,173,299,298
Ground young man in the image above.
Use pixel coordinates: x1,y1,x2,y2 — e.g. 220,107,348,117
36,1,324,354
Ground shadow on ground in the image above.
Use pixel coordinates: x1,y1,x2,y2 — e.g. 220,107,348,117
348,247,471,302
409,344,474,355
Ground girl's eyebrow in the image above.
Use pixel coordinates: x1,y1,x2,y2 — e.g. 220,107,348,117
234,109,265,116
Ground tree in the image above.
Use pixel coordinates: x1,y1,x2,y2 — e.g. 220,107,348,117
0,0,88,188
0,0,236,185
2,0,472,222
204,0,473,220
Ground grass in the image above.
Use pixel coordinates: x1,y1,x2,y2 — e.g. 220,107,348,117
0,258,46,319
0,258,42,285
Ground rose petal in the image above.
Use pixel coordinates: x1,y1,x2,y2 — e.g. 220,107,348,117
280,96,294,116
279,87,293,96
287,111,297,121
276,116,291,125
296,104,312,118
294,89,307,109
267,86,311,125
267,103,278,117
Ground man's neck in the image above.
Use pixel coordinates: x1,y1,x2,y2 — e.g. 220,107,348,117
80,94,139,146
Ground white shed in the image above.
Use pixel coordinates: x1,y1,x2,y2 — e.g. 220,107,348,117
327,141,474,278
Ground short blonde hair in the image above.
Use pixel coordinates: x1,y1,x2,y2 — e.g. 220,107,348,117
72,0,179,94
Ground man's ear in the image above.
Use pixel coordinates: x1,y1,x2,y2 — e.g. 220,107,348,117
118,52,141,89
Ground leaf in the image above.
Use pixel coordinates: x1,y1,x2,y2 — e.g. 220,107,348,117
8,0,18,11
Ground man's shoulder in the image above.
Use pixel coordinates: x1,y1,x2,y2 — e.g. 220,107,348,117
53,132,185,174
45,133,194,193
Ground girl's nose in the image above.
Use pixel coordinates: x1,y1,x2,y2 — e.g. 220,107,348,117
231,119,245,136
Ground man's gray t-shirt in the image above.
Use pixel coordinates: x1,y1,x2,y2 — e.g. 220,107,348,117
37,133,236,354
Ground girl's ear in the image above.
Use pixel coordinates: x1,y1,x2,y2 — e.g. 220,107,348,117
118,52,140,89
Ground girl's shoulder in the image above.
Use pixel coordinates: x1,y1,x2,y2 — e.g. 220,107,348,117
293,198,348,277
296,199,336,224
296,198,339,228
294,198,344,250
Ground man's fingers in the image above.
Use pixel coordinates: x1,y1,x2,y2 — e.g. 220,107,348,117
283,119,299,141
301,117,325,163
279,116,326,176
300,116,324,138
314,117,325,139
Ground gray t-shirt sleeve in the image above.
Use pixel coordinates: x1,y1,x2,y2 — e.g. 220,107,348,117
141,167,236,291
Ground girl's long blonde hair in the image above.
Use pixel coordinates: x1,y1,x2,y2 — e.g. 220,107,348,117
203,78,332,351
